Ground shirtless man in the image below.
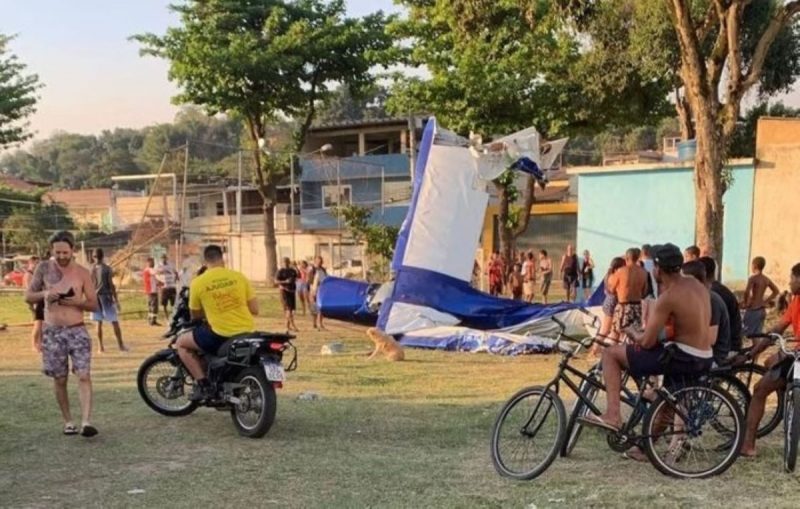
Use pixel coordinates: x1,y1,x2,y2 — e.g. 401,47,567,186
25,231,99,437
741,263,800,457
742,256,779,335
607,248,649,341
582,243,714,431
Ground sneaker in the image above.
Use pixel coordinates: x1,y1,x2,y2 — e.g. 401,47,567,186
189,381,214,402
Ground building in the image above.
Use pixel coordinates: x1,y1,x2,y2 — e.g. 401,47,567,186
569,159,755,287
228,118,419,281
750,117,800,289
44,188,130,232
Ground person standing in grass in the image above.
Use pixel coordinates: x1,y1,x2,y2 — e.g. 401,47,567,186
522,252,536,302
156,254,179,322
142,257,160,326
581,249,595,301
742,256,780,335
90,249,127,353
539,250,553,304
295,260,310,315
310,256,328,330
24,255,44,352
509,263,524,300
26,231,100,437
275,257,299,332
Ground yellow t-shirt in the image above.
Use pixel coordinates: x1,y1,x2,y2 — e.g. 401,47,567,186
189,267,255,337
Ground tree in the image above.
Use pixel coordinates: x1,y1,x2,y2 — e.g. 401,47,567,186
389,0,671,261
559,0,800,257
0,34,40,149
315,84,390,124
134,0,394,277
334,203,399,280
729,101,800,158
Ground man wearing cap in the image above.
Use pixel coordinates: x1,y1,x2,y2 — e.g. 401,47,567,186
581,243,714,432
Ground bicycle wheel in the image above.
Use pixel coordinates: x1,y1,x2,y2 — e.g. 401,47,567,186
783,387,800,473
561,376,599,457
491,386,566,480
731,364,784,437
641,385,744,479
712,373,751,418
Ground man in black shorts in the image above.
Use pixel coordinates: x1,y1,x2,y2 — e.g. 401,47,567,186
275,257,299,332
582,244,714,432
23,256,43,352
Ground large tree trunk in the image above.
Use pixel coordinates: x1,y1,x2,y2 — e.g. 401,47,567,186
262,201,278,284
693,113,725,259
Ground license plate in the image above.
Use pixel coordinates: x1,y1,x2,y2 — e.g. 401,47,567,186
794,359,800,381
264,362,285,382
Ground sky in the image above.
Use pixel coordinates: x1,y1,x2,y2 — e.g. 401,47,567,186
0,0,400,144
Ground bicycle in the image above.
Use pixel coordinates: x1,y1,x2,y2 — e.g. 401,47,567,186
725,337,785,438
767,334,800,473
561,340,751,458
490,315,745,480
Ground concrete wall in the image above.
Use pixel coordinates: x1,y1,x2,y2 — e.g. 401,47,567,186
573,161,754,287
751,117,800,289
228,232,354,282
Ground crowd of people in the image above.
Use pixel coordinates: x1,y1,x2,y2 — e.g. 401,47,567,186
483,244,595,304
274,256,329,332
576,241,799,462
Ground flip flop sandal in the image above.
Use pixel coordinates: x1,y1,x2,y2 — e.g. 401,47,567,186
80,424,99,438
63,424,79,435
578,414,621,433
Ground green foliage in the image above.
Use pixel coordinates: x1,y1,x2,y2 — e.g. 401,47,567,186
0,34,41,149
729,102,800,158
333,204,398,261
133,0,395,151
315,84,390,125
1,196,74,255
0,107,244,189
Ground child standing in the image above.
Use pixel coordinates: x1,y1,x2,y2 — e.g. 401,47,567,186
742,256,780,335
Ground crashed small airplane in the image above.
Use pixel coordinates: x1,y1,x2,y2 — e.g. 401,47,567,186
317,117,601,355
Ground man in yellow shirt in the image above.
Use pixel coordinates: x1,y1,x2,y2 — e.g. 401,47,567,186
175,245,259,401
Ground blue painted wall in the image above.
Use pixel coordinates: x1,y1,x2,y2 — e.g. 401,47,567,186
576,162,754,286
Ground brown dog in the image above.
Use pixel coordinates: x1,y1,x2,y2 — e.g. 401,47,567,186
365,327,405,361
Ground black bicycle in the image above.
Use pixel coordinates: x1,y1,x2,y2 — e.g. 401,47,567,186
490,316,745,480
561,343,751,458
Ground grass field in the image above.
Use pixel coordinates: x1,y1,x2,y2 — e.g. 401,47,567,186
0,291,796,509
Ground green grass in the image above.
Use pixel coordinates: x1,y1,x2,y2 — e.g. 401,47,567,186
0,292,795,508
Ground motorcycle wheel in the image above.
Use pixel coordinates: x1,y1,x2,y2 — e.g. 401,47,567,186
137,351,199,417
230,366,277,438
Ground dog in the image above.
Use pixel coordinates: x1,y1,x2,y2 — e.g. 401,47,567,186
365,327,405,362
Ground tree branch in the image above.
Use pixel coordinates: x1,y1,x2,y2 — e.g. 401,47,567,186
721,2,745,139
295,69,321,154
706,0,730,94
740,0,800,94
696,3,718,44
666,0,710,100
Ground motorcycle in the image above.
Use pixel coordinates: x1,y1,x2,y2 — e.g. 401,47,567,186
136,287,297,438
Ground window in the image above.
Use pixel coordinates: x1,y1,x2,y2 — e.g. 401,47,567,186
216,202,225,216
322,185,352,208
383,180,412,204
188,202,200,219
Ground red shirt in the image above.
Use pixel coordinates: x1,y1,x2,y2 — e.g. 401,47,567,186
143,267,157,294
489,260,504,286
782,295,800,339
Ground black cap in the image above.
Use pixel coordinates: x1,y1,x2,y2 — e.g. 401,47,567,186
652,243,683,270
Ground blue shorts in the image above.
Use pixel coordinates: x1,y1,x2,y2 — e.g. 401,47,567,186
91,295,118,322
193,323,227,355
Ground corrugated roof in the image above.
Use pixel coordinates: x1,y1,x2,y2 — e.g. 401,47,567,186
0,175,48,193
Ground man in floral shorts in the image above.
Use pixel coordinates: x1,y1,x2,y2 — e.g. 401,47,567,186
26,231,99,437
